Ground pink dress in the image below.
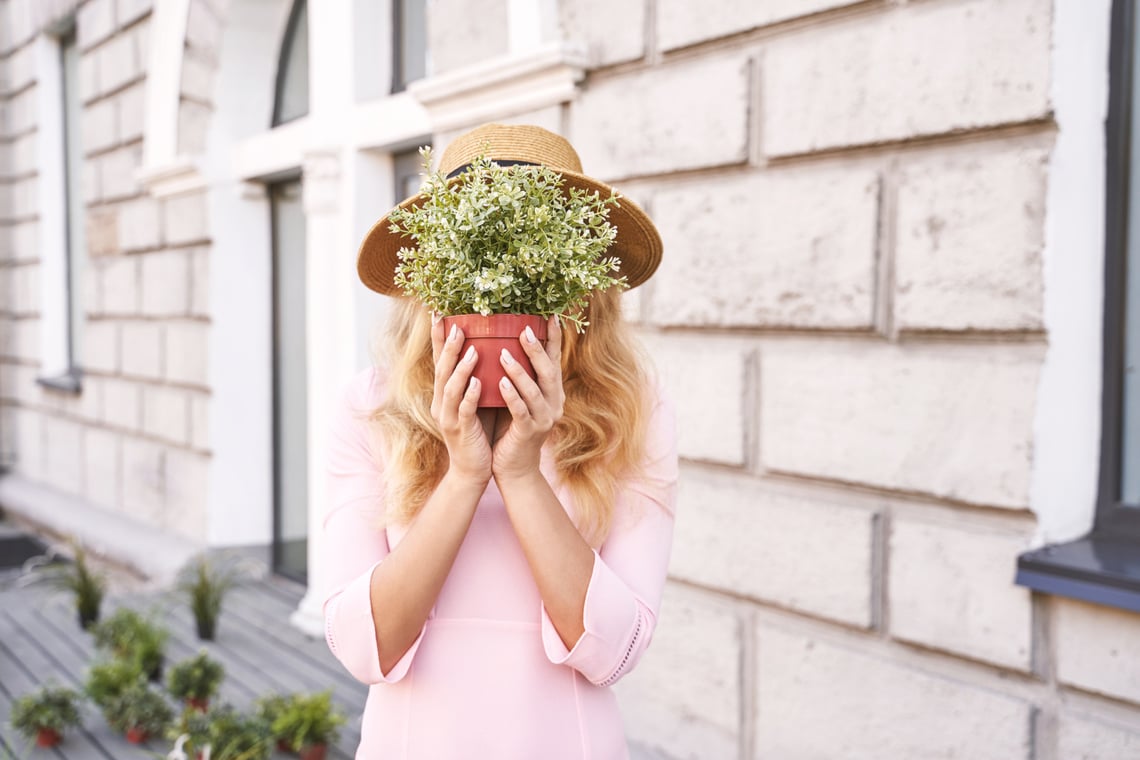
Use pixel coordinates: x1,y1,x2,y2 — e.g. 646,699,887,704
321,364,678,760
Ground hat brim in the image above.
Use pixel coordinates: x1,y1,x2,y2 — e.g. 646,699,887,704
356,168,663,297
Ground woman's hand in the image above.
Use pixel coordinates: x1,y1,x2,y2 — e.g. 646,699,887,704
430,318,492,485
492,315,565,482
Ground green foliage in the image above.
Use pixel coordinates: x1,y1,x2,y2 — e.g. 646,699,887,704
166,702,271,760
388,146,627,332
28,539,107,629
166,650,225,702
90,607,168,680
10,685,82,739
251,693,289,734
271,691,346,750
104,683,174,736
176,555,240,640
84,658,146,711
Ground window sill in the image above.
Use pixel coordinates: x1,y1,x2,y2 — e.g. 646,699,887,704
1015,533,1140,614
35,369,83,394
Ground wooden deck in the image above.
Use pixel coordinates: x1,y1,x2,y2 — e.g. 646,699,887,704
0,574,368,760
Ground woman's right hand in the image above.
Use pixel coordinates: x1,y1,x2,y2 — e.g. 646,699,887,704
430,317,492,484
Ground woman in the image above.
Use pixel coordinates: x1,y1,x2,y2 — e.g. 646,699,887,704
321,123,679,759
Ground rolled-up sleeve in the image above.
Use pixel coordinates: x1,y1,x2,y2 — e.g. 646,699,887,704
538,385,679,687
321,368,427,685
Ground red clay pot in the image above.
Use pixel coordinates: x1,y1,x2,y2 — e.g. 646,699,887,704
125,726,148,744
299,743,328,760
277,738,293,752
187,696,209,712
35,728,62,747
442,314,548,408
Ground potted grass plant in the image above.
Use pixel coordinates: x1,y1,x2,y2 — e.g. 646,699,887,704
386,147,626,407
29,539,107,630
167,650,225,712
176,554,240,641
10,685,83,748
105,683,174,744
91,607,169,682
271,691,346,760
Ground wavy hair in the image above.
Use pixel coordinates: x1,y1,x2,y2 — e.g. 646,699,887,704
364,287,653,547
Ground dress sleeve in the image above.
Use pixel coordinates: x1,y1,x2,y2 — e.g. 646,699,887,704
538,383,679,687
321,368,427,685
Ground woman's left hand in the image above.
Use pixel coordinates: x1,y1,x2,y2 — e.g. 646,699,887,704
491,315,565,482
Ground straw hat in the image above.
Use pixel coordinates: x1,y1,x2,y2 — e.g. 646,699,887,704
356,123,663,297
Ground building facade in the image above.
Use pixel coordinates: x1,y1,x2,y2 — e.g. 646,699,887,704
1,0,1139,757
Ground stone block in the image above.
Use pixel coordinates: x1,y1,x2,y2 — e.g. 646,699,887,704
164,321,208,386
163,191,209,246
427,0,509,75
78,0,116,51
762,0,1052,156
98,254,138,315
180,51,215,104
672,472,876,626
184,0,221,53
84,426,121,511
614,583,741,759
120,320,162,378
118,196,162,252
79,48,100,103
1056,597,1140,705
11,262,39,316
649,166,878,328
755,625,1031,758
164,447,208,541
9,131,36,176
142,384,189,444
99,143,143,201
759,342,1041,509
117,81,146,143
83,319,118,373
96,26,142,94
895,144,1048,331
177,99,212,155
87,208,118,256
1057,713,1140,759
116,0,152,27
642,335,747,465
14,406,44,481
43,414,83,495
121,435,163,524
102,376,141,430
560,0,644,66
889,517,1033,670
189,390,209,450
82,96,118,155
569,54,750,180
658,0,862,51
140,250,190,316
189,248,209,316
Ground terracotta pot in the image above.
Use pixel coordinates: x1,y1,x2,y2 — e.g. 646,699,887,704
277,738,293,752
441,314,548,407
35,727,62,747
125,726,148,744
187,696,209,712
299,743,328,760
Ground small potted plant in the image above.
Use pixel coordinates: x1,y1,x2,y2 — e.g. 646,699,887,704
84,658,146,718
29,539,107,630
167,650,225,712
91,606,169,682
105,683,173,744
271,691,346,760
9,685,83,748
202,703,272,760
252,693,292,751
386,147,626,407
176,554,240,641
165,705,213,760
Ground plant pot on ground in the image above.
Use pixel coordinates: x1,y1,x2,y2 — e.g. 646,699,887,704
105,683,173,744
271,691,346,760
176,554,241,641
25,538,107,630
84,658,146,718
90,606,169,682
386,147,626,407
251,693,291,751
10,685,83,748
167,650,225,712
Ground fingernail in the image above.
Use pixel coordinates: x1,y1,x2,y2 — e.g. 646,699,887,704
524,326,537,344
500,348,514,365
449,324,457,342
464,346,476,363
500,376,511,389
432,312,442,324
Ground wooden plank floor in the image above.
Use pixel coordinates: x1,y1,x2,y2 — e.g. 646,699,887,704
0,576,368,760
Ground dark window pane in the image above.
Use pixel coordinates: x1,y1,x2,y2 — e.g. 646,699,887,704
1122,5,1140,507
393,0,426,93
273,0,309,126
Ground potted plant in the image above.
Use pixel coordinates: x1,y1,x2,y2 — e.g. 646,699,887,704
29,539,107,630
271,691,346,760
105,683,173,743
84,658,146,717
176,554,240,641
91,606,169,682
252,693,292,751
386,147,626,407
202,703,272,760
9,685,83,748
167,650,225,712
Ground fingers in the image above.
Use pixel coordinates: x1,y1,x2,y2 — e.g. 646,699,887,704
430,313,445,365
431,323,465,418
514,323,565,414
499,348,555,429
545,315,562,364
440,344,478,429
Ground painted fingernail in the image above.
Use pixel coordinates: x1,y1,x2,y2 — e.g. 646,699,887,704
500,376,512,389
432,312,442,324
449,324,457,342
464,346,476,363
524,326,537,344
500,348,514,365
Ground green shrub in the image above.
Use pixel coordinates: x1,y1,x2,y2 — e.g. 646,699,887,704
104,683,174,739
10,685,82,741
167,650,225,704
271,691,346,751
90,607,168,681
84,658,145,712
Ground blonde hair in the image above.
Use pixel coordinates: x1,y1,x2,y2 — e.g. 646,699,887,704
364,287,653,547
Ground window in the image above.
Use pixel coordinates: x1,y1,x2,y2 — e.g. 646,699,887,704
393,146,428,200
392,0,427,93
35,25,85,393
1015,0,1140,613
272,0,309,126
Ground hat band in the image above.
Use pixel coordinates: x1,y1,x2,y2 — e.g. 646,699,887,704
445,159,540,179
